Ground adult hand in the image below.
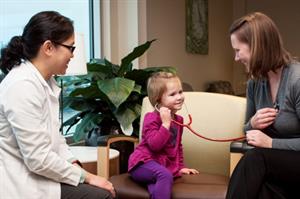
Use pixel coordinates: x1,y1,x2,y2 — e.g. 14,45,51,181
85,172,116,198
246,130,272,148
159,106,171,129
179,168,199,175
250,107,277,129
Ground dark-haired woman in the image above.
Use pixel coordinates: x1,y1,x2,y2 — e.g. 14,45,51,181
0,11,115,199
226,12,300,199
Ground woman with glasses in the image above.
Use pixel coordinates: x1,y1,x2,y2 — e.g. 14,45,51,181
0,11,115,199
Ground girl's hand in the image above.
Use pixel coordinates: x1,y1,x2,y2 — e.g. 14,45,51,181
85,172,116,198
246,130,272,148
179,168,199,175
250,108,277,129
159,106,172,129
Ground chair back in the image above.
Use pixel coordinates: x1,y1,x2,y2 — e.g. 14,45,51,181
139,92,246,176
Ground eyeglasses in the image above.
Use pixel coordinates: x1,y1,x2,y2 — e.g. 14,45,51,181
52,41,76,53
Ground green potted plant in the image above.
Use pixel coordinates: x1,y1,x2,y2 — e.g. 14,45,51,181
62,40,176,143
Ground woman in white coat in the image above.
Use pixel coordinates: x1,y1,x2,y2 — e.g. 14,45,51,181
0,11,115,199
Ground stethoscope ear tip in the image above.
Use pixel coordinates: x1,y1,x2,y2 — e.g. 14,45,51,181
154,103,160,112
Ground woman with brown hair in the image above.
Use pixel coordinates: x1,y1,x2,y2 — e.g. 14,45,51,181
227,12,300,198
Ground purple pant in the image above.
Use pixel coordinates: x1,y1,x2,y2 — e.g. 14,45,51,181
129,160,173,199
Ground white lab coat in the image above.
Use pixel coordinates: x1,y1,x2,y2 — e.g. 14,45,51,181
0,61,82,199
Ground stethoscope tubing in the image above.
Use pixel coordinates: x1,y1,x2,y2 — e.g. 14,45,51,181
155,103,246,142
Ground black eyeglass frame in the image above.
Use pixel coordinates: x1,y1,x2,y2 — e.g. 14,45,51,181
52,41,76,53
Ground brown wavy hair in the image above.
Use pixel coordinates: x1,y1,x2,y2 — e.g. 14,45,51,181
229,12,292,79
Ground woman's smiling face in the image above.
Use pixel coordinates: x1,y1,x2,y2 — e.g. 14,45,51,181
230,33,251,72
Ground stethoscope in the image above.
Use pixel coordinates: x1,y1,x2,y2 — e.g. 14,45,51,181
154,103,246,142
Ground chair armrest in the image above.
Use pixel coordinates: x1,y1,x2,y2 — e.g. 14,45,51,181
97,135,139,179
97,134,139,147
230,141,254,153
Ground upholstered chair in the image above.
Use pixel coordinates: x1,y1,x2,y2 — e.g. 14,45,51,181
97,92,246,199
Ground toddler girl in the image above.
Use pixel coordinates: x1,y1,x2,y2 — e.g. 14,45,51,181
128,72,199,199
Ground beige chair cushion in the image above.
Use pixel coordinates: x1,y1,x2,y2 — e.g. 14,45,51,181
110,172,228,199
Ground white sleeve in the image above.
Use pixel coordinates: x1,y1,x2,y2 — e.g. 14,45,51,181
4,80,82,186
58,134,77,162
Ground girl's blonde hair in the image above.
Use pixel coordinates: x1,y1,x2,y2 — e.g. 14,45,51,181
147,72,180,107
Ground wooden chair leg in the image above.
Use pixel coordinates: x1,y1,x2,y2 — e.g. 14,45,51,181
98,146,110,179
230,153,243,176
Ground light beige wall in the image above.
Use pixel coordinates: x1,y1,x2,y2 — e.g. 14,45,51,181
140,0,234,92
101,0,139,67
246,0,300,58
232,0,247,95
102,0,300,94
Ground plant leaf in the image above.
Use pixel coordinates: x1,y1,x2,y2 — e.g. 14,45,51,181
115,103,141,134
69,84,102,99
133,84,141,93
125,69,150,85
73,113,103,142
63,112,82,127
118,39,156,76
63,96,96,112
97,77,135,108
120,124,133,136
87,58,120,80
61,112,83,134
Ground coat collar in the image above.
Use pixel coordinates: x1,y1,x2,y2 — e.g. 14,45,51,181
24,60,61,99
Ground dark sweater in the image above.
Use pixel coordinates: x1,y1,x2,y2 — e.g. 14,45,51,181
244,63,300,150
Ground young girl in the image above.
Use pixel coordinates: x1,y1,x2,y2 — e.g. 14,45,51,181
128,72,199,199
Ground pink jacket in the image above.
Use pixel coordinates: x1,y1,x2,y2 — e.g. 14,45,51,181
128,111,185,177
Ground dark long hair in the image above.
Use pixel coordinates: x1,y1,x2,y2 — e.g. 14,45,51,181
0,11,74,74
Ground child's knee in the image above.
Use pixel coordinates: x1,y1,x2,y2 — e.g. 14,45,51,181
158,170,173,183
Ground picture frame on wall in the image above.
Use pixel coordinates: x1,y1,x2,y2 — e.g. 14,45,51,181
186,0,208,54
